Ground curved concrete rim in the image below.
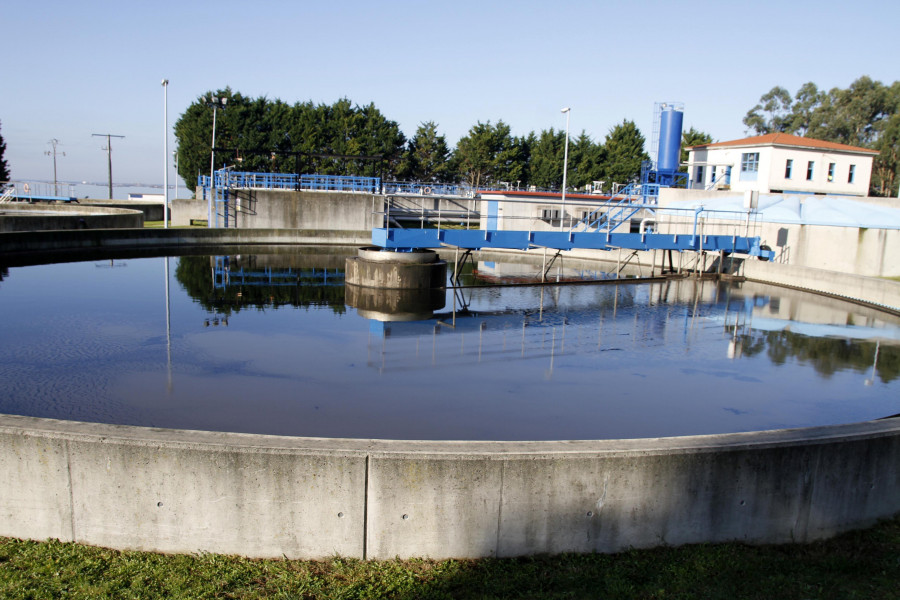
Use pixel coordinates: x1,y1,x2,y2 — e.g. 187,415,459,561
3,412,897,456
357,245,438,263
1,227,898,560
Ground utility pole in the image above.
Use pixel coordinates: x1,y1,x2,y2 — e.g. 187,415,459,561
45,139,65,196
92,133,125,199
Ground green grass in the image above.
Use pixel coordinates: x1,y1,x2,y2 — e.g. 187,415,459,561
1,516,898,599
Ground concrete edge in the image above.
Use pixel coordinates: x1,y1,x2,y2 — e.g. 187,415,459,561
2,412,898,458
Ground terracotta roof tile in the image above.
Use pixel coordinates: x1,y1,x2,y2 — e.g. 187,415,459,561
687,133,879,154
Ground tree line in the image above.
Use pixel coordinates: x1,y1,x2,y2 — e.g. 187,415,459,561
743,76,900,196
173,89,651,194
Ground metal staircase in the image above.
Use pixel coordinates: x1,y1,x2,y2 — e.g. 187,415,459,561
0,184,16,204
569,183,658,234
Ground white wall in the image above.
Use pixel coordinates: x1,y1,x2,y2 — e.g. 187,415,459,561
767,147,873,196
688,145,874,196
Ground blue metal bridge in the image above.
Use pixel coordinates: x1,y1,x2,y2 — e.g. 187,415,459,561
372,226,770,257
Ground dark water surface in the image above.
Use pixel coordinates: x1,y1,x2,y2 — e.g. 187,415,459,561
0,250,897,441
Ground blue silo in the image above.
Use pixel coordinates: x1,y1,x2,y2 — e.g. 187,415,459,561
657,105,684,174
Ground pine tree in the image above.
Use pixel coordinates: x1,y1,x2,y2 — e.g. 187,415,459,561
0,120,10,181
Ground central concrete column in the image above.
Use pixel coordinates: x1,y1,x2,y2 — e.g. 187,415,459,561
345,246,447,290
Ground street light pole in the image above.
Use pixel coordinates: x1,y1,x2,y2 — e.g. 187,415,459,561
173,149,179,202
204,94,227,227
560,107,571,231
162,79,169,229
92,133,125,200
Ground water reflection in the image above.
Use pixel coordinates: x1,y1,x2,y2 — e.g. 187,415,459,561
176,253,349,314
0,250,897,440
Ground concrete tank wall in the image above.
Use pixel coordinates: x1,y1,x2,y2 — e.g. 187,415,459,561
1,415,897,559
0,204,143,232
174,190,382,230
0,228,371,261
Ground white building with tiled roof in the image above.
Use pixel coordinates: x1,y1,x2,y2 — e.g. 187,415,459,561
686,133,878,196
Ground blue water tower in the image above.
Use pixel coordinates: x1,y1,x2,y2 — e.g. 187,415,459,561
657,105,684,174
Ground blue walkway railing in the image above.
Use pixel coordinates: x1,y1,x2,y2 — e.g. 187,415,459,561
198,172,380,194
300,174,380,193
383,181,474,197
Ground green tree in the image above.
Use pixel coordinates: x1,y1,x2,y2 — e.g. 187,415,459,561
786,82,824,136
568,131,605,191
350,102,406,178
454,120,519,188
602,120,649,188
494,134,529,187
527,128,566,189
0,120,9,181
743,86,793,134
680,127,714,165
872,111,900,196
808,76,892,147
174,92,408,189
174,88,246,191
399,121,452,182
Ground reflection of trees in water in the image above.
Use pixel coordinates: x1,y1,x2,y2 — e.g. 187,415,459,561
175,256,346,315
738,329,899,383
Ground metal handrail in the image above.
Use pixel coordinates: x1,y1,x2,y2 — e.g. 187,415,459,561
0,184,15,204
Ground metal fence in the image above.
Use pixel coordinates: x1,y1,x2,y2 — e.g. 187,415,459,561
300,174,380,193
0,181,77,201
199,172,381,194
382,181,475,197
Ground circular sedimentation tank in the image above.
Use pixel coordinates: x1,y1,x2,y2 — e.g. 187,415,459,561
0,229,897,560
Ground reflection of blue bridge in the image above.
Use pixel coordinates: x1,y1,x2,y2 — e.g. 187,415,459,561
212,257,344,289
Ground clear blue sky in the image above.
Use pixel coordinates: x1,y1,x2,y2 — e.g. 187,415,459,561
4,0,898,187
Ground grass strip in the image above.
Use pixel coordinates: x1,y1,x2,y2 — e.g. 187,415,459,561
1,516,898,599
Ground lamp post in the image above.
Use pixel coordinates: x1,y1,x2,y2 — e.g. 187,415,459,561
204,94,228,227
162,79,169,229
560,107,571,231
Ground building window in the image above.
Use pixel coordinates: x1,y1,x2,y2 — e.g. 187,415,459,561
740,152,759,182
696,166,704,185
827,163,835,182
785,159,793,179
806,161,815,181
848,164,856,184
711,165,717,184
741,153,759,172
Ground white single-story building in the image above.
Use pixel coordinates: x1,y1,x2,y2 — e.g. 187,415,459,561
686,133,878,197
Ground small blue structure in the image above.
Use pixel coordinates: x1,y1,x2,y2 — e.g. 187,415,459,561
643,102,689,189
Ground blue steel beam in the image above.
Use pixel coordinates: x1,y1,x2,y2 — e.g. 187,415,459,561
372,228,774,259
